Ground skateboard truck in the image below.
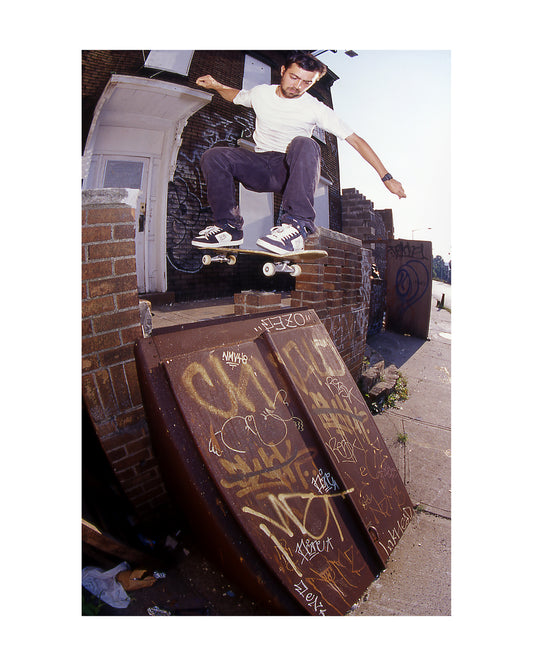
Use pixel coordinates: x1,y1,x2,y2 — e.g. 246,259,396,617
199,247,327,277
262,259,302,277
201,252,302,276
201,252,237,266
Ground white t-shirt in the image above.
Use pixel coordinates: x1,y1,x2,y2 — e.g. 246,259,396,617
233,84,353,153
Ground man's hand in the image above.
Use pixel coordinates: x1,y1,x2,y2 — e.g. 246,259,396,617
384,178,406,199
196,75,222,90
345,133,407,199
196,75,240,102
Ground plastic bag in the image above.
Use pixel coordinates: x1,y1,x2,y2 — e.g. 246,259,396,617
82,561,131,608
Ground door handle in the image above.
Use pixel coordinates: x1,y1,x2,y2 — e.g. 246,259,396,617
138,203,146,233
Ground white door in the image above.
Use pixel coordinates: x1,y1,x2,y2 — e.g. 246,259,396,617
95,155,151,291
82,75,213,293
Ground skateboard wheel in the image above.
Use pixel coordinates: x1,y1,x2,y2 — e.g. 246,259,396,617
263,262,276,277
227,254,237,266
291,265,302,277
202,254,212,266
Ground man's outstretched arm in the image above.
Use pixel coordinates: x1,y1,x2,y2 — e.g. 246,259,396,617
345,132,406,199
196,75,240,102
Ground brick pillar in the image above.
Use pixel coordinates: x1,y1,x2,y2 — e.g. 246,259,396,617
82,188,170,518
290,227,372,380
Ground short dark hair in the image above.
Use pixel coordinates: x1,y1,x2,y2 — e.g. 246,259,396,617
284,51,327,79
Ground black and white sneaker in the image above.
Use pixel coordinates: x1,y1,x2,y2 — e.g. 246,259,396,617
256,224,305,255
192,223,243,248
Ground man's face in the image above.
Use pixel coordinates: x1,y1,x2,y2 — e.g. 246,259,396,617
278,63,320,99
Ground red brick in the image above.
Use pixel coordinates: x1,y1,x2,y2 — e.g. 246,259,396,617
116,292,141,309
246,292,281,307
82,260,113,281
94,419,117,438
125,438,150,456
113,224,136,240
88,274,137,297
85,207,136,225
82,330,121,355
94,368,118,417
82,354,99,373
102,426,143,452
82,295,115,318
114,257,137,276
109,364,133,411
115,407,145,430
92,309,140,334
82,225,112,243
99,344,134,367
120,324,143,345
114,466,138,483
106,445,128,463
88,240,135,260
82,373,105,422
124,361,142,406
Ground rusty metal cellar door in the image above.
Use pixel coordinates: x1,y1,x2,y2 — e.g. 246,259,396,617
135,308,413,615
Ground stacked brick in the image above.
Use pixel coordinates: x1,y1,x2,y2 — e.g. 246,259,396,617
234,291,282,315
289,227,372,379
341,188,394,338
82,189,170,517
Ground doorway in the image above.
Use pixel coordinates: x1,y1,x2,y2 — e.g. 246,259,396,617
82,74,212,293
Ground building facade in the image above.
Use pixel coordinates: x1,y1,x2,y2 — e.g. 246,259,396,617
81,50,393,518
82,50,344,302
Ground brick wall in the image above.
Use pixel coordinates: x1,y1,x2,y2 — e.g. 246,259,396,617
234,291,282,315
82,188,170,517
341,188,394,338
234,228,372,381
82,50,344,303
292,227,372,379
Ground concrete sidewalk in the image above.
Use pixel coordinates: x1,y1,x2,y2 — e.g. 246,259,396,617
349,301,451,615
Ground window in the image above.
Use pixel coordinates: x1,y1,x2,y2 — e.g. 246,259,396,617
243,55,271,89
103,160,144,189
144,50,194,76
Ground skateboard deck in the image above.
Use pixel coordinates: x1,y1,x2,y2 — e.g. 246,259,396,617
200,247,328,277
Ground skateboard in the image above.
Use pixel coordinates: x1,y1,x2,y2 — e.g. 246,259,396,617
200,247,328,277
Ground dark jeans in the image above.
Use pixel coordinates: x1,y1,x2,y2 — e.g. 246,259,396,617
199,136,321,236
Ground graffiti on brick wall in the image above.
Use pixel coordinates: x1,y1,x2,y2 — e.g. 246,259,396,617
166,177,210,273
359,251,372,307
323,305,368,374
166,109,254,273
386,240,432,339
367,281,386,337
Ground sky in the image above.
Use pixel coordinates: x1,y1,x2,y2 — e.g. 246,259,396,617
318,50,451,260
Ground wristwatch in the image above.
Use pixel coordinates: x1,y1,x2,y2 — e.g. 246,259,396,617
381,173,393,182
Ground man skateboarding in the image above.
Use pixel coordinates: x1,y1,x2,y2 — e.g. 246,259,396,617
192,51,406,256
